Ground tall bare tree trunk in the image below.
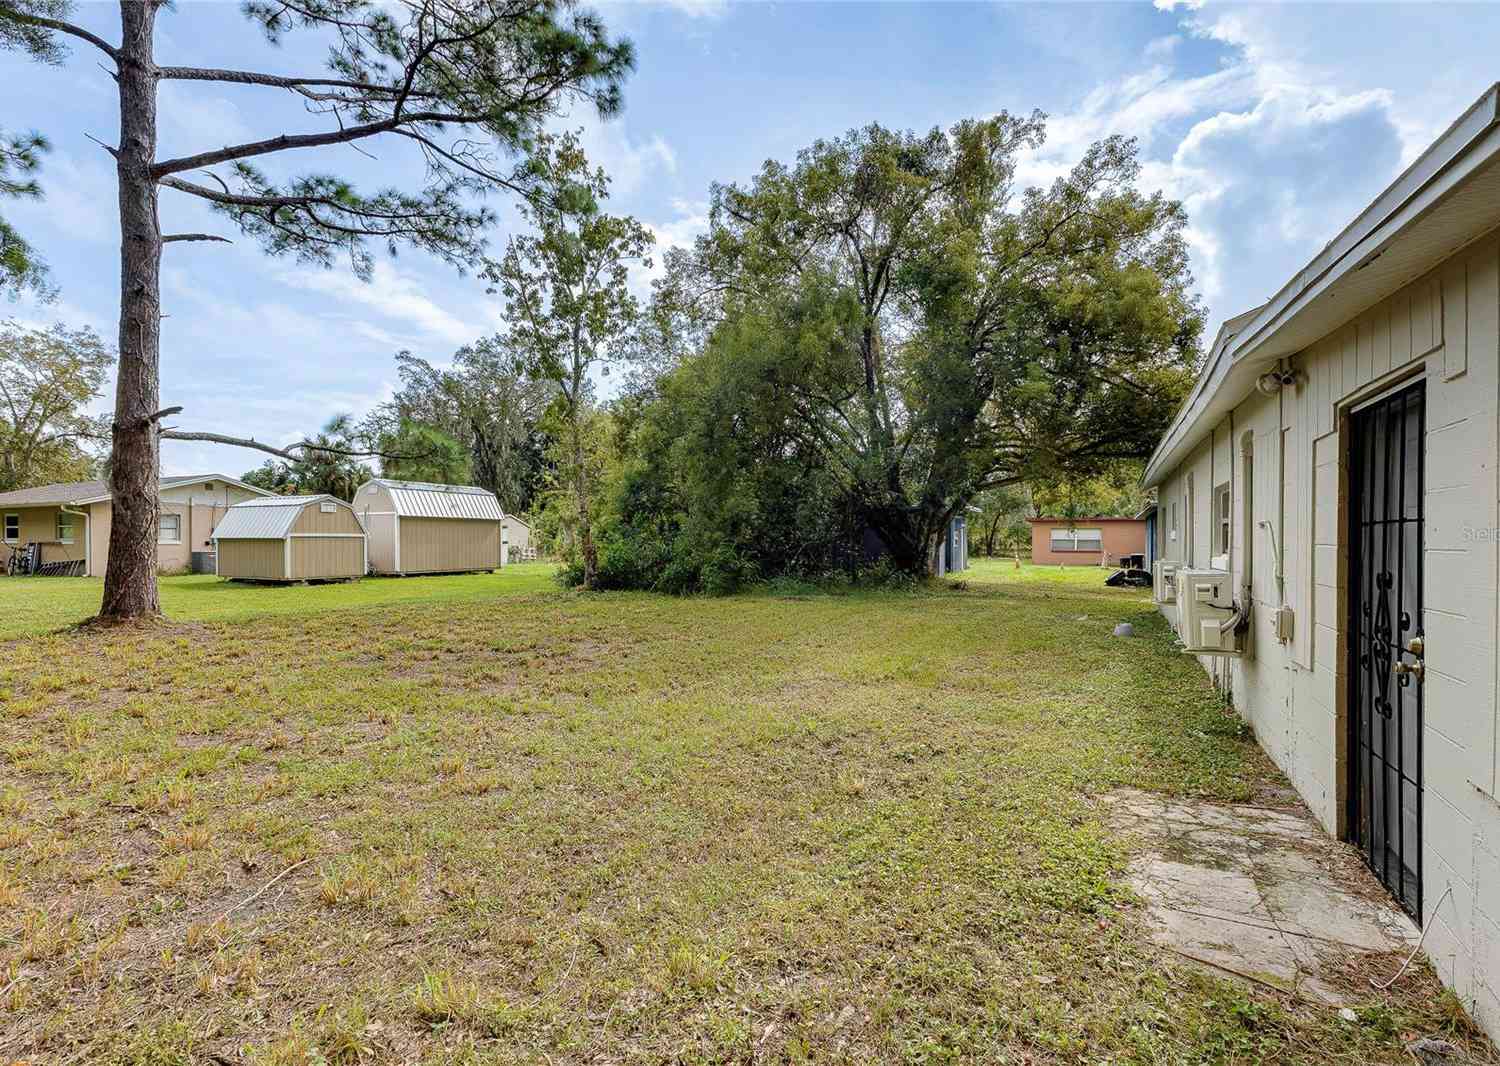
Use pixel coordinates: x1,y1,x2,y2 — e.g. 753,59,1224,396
567,356,597,590
572,406,596,590
100,1,161,620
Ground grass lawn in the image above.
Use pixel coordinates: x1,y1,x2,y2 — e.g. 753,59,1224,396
0,563,558,641
0,561,1483,1063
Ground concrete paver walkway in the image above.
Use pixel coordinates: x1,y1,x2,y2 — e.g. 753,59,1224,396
1105,787,1419,1003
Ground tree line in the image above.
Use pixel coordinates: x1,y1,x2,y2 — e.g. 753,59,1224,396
2,0,1200,614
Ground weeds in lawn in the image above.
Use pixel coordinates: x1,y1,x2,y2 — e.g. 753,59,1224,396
0,562,1488,1063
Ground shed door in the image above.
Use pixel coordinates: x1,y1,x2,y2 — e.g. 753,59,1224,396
1347,380,1424,919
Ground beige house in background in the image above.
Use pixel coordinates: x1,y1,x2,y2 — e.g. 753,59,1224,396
0,474,273,576
502,513,533,556
1146,85,1500,1039
356,478,503,575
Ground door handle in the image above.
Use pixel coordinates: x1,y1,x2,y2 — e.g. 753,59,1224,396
1394,659,1425,681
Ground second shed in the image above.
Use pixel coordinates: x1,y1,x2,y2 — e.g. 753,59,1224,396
356,479,503,575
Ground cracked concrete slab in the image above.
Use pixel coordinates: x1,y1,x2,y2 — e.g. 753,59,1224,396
1105,788,1419,1003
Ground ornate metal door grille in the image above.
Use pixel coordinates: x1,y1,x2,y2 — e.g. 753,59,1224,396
1347,380,1424,918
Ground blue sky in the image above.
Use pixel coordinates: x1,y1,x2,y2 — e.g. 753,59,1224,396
3,1,1499,476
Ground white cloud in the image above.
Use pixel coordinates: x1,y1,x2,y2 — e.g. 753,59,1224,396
568,113,678,198
655,0,727,16
630,197,708,299
1144,34,1181,60
156,81,255,161
273,260,494,349
1011,3,1411,335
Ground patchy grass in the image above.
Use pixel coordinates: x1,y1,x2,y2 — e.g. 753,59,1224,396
0,560,1485,1063
0,563,557,640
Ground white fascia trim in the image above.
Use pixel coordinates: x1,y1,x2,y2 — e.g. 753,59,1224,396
1144,83,1500,487
288,532,366,538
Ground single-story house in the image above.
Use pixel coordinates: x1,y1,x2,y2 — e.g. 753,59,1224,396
1028,516,1146,566
0,474,274,576
213,495,367,582
1143,84,1500,1039
356,478,503,575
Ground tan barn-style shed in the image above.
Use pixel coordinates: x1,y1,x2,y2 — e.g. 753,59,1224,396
356,479,502,575
212,495,367,582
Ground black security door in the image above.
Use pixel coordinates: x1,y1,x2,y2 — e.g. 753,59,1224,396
1347,380,1425,918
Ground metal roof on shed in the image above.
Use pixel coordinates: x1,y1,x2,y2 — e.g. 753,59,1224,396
363,479,503,521
212,495,354,540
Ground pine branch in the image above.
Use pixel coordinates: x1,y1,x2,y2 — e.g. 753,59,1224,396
160,429,429,463
0,2,119,61
150,110,487,178
161,232,231,244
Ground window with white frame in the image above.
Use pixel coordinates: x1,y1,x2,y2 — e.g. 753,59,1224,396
55,511,74,544
1215,483,1231,556
1050,526,1103,552
158,513,182,544
3,513,17,543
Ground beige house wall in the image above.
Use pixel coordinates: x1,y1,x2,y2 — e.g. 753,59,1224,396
1152,230,1500,1036
216,538,286,581
398,517,499,574
2,479,263,579
1,505,85,565
502,515,532,553
88,501,109,576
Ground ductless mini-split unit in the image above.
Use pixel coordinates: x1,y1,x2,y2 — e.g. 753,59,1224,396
1151,560,1178,605
1175,568,1248,657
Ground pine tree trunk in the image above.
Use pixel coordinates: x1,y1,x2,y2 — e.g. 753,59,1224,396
572,408,596,589
99,1,162,621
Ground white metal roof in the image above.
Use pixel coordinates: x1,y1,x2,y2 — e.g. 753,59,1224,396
361,478,503,521
212,495,354,540
1144,82,1500,487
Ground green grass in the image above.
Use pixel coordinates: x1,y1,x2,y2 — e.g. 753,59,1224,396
0,563,557,640
0,561,1484,1063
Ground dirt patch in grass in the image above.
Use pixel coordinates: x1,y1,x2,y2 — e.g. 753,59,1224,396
0,562,1487,1063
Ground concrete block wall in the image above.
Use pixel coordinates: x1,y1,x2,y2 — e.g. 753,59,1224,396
1152,232,1500,1038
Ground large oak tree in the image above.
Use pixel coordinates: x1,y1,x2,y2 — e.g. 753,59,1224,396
656,116,1203,574
0,0,632,619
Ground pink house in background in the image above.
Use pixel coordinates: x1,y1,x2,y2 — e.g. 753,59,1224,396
1027,517,1147,566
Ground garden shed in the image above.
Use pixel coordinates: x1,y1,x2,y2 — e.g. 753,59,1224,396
212,495,367,582
356,478,502,575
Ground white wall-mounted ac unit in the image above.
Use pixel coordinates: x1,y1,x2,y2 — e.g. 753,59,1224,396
1176,568,1245,656
1152,560,1178,605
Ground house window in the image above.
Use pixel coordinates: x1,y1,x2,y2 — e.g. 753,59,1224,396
158,514,182,544
1169,502,1177,542
55,512,74,544
1050,526,1103,552
1216,483,1231,556
3,514,16,543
